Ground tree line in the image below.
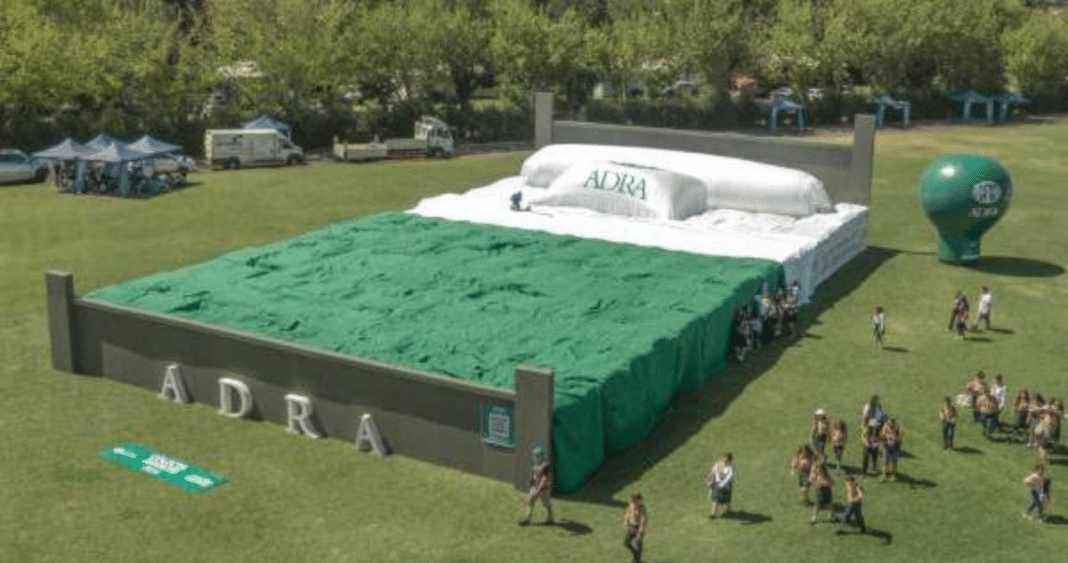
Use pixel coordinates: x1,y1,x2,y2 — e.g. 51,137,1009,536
2,0,1067,152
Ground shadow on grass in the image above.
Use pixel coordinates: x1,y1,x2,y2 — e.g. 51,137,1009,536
721,510,772,525
894,471,937,489
966,336,993,343
563,246,900,507
1042,515,1068,526
954,446,984,455
964,256,1065,278
988,327,1014,335
882,346,908,353
551,519,593,536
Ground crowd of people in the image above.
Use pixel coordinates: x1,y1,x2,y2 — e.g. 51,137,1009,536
731,280,801,362
787,396,901,534
53,159,189,197
954,370,1062,521
515,282,1058,561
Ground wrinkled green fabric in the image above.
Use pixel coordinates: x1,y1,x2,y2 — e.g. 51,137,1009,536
89,211,783,492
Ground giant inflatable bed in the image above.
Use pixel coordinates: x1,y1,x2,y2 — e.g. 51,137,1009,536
48,98,875,493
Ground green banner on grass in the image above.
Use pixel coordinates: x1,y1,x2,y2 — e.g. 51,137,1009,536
99,441,226,493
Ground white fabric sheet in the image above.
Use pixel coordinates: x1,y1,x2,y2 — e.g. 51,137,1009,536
409,177,867,304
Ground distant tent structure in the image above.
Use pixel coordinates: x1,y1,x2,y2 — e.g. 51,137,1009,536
242,114,291,137
32,138,92,160
946,90,996,124
768,92,805,134
126,134,183,157
84,142,147,197
992,92,1030,123
872,94,911,128
85,132,125,151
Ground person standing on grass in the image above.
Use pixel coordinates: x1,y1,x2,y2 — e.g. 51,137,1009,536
810,409,830,457
976,391,999,439
862,395,884,430
879,416,903,482
838,474,867,534
861,421,881,476
1014,388,1032,434
518,446,554,526
992,374,1007,430
1024,465,1048,522
831,419,849,471
623,493,648,563
974,286,993,331
871,306,886,349
948,290,966,332
791,444,817,505
809,462,835,524
966,372,989,423
707,453,736,518
940,397,958,451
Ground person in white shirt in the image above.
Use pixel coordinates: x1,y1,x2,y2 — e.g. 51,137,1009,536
991,373,1007,431
706,453,735,518
974,286,993,331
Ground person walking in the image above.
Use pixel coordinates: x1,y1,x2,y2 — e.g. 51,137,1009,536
518,446,554,526
861,395,884,430
861,421,881,476
623,493,648,563
1024,464,1048,522
831,419,849,471
810,409,830,457
706,453,735,518
809,462,835,525
790,444,817,505
940,397,957,451
879,416,903,482
838,474,867,534
872,306,886,349
974,286,993,331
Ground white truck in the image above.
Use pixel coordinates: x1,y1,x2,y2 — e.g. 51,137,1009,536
205,128,304,169
333,116,454,162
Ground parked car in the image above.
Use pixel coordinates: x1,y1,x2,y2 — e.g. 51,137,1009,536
0,149,50,184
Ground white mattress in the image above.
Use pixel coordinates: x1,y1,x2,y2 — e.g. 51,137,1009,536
408,177,868,304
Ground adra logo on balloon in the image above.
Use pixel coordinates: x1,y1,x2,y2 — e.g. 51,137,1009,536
918,153,1013,264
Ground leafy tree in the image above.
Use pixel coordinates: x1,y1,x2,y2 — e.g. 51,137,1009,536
488,0,586,107
1002,9,1068,94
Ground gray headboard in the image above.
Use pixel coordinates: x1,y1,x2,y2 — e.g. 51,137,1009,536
533,92,875,206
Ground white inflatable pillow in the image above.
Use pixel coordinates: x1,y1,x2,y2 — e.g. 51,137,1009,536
521,144,834,217
528,161,707,221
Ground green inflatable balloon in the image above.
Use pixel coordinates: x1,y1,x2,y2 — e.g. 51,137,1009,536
918,153,1012,264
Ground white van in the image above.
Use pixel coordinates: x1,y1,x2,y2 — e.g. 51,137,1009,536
204,128,303,169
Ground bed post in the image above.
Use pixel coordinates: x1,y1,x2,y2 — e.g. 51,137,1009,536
46,270,79,373
513,365,554,490
852,114,876,205
534,92,553,149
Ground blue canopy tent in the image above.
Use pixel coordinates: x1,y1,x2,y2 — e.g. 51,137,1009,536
946,90,995,124
84,142,146,197
32,138,92,160
86,132,125,151
33,138,95,193
872,94,911,128
992,92,1030,123
242,114,291,137
768,93,805,134
126,134,183,157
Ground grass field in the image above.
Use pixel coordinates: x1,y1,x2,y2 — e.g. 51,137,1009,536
2,119,1067,562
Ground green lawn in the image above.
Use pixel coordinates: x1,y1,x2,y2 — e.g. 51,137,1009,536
2,120,1067,562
